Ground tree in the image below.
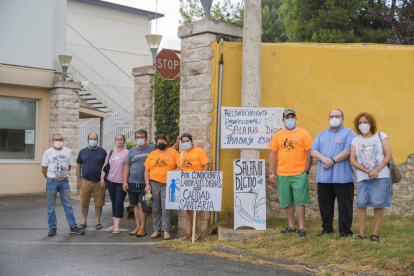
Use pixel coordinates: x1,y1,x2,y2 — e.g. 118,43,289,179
179,0,243,25
262,4,288,42
368,1,414,44
279,0,388,43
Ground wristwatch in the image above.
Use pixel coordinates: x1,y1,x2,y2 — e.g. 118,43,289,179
332,158,336,163
269,172,275,175
305,171,309,174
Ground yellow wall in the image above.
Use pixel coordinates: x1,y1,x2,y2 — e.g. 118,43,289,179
0,84,50,194
211,42,414,211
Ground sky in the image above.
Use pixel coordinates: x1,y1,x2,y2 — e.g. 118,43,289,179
107,0,243,50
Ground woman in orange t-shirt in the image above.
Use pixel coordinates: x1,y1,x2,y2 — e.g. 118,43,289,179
176,133,210,241
144,134,179,240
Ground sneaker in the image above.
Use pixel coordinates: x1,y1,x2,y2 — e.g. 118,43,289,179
298,229,307,237
48,228,57,236
70,226,85,235
337,233,352,239
280,227,296,234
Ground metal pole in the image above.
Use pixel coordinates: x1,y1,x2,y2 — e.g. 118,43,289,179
214,37,225,223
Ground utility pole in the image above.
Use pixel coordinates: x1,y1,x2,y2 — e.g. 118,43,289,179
241,0,261,160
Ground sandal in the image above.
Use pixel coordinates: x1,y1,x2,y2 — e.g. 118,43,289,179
179,234,191,241
151,232,161,239
164,232,171,240
113,228,120,234
193,230,201,241
370,235,380,243
79,224,87,229
136,229,147,237
95,224,103,229
354,235,366,240
107,226,115,232
130,228,139,235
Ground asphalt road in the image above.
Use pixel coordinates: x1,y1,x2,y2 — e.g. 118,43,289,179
0,194,313,276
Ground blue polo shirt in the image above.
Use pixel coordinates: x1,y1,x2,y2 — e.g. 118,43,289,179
311,126,356,184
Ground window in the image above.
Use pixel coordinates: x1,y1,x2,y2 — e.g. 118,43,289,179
0,97,37,160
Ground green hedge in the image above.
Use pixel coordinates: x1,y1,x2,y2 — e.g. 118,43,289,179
153,71,180,144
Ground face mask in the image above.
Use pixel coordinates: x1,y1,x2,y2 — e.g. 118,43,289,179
116,140,125,148
285,118,296,129
182,142,192,150
329,118,341,128
89,140,98,148
157,143,167,150
54,141,63,149
136,138,146,147
359,124,371,134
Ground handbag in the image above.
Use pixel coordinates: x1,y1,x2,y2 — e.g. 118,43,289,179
103,150,114,188
378,133,402,192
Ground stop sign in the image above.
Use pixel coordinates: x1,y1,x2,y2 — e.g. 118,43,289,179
156,49,181,80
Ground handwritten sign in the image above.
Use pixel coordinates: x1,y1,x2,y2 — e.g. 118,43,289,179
221,107,284,149
234,159,266,230
165,171,223,211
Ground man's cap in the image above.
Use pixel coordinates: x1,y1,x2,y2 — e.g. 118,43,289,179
283,109,296,118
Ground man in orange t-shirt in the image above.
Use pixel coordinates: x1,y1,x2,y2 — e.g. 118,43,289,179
268,109,313,237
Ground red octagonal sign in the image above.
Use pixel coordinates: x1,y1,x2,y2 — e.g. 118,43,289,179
156,49,181,80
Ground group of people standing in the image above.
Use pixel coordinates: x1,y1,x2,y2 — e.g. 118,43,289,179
42,108,393,243
41,129,209,241
269,109,393,242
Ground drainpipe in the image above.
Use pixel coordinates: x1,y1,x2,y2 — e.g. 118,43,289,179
99,117,104,147
214,37,227,223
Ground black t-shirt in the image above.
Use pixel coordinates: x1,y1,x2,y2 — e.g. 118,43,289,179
76,147,107,181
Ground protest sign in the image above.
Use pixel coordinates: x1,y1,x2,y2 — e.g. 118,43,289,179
234,159,266,230
165,171,223,211
221,107,284,149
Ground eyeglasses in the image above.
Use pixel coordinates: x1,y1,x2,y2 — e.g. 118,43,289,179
53,139,63,142
329,115,342,119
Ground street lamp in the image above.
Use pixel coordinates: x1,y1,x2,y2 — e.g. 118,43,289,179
58,55,72,80
146,0,162,66
200,0,213,18
146,34,162,66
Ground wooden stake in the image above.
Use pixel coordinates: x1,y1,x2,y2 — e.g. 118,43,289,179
192,210,196,244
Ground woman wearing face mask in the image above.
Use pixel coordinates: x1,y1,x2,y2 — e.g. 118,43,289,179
350,113,392,243
176,133,209,241
100,134,129,234
144,134,179,240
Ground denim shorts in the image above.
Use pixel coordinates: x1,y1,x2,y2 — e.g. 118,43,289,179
356,178,391,208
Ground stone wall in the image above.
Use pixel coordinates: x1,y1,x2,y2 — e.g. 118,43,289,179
49,80,81,193
132,66,155,142
177,19,243,236
266,155,414,219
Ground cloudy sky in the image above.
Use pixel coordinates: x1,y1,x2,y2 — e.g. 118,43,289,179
107,0,242,50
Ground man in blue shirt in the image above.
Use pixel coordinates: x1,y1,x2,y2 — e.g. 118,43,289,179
76,133,107,229
311,109,356,238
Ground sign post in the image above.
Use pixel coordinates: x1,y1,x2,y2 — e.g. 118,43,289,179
155,49,181,80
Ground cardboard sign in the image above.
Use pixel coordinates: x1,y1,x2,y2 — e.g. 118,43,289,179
221,107,284,149
165,171,223,211
234,159,266,230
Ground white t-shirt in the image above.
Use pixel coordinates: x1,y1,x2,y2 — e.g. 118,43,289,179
42,147,72,178
351,132,390,182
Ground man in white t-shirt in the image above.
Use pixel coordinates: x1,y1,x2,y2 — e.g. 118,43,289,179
41,133,85,236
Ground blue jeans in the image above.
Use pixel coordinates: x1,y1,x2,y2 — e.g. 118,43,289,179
46,178,77,229
356,178,391,208
107,180,127,218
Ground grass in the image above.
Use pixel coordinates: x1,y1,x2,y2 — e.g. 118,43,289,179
157,215,414,275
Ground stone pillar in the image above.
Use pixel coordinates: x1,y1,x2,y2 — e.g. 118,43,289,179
132,66,155,142
49,80,81,194
177,19,243,236
241,0,261,160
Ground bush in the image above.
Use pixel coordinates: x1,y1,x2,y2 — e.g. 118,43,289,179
153,71,180,144
126,141,137,150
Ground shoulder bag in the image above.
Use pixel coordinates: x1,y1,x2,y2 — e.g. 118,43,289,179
103,150,114,188
378,133,402,194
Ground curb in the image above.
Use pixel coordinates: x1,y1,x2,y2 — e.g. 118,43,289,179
213,246,384,276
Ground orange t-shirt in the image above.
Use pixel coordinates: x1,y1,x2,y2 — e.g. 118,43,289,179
176,147,209,172
144,148,179,183
268,127,313,176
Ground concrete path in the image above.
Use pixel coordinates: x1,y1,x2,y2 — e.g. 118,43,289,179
0,194,314,276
